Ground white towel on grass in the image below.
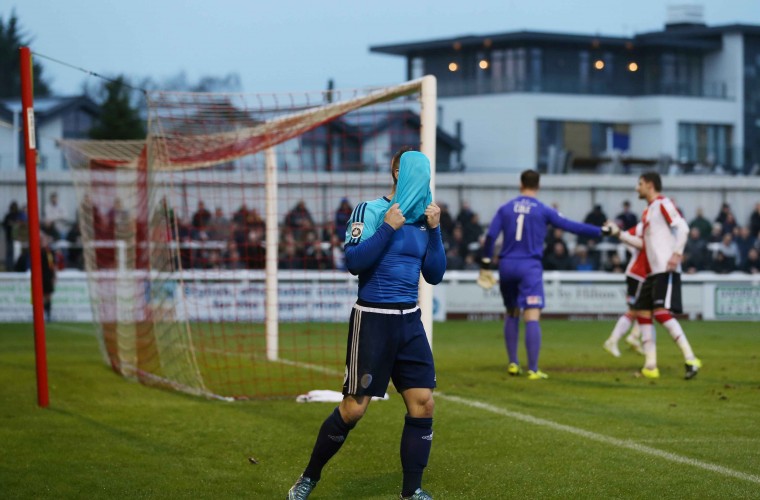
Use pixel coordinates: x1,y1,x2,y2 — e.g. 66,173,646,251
296,389,389,403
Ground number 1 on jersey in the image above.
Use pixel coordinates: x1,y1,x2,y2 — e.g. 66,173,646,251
516,213,525,241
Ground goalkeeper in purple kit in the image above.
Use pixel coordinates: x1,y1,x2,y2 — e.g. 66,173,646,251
478,170,604,379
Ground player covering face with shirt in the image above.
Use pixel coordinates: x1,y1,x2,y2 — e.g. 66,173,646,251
288,149,446,500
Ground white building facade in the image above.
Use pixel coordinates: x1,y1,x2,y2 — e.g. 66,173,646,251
371,21,760,174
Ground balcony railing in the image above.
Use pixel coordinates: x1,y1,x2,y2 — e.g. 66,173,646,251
436,77,730,99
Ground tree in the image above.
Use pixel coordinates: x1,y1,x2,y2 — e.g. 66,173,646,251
89,76,145,140
147,71,242,93
83,70,243,118
0,11,52,98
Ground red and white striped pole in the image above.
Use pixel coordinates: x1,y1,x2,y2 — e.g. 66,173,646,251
20,46,49,408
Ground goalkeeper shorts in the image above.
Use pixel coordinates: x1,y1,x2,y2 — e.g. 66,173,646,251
342,300,436,398
498,258,545,310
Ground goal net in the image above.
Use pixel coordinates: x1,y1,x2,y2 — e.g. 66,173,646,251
61,77,437,399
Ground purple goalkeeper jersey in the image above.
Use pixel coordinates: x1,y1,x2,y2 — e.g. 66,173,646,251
483,195,601,261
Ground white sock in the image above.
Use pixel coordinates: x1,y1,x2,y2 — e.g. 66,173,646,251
609,313,633,342
662,318,696,361
639,321,657,369
627,320,640,342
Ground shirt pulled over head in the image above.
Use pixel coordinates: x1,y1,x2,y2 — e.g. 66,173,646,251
389,151,432,225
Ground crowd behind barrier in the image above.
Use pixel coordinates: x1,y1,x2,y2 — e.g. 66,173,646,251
3,192,760,275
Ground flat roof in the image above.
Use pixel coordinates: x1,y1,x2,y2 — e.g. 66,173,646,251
370,23,759,56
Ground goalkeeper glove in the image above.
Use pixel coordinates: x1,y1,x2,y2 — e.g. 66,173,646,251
477,258,497,290
601,221,621,237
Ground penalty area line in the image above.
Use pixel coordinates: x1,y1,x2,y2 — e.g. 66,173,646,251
187,346,343,377
437,393,760,486
43,323,96,336
275,358,343,376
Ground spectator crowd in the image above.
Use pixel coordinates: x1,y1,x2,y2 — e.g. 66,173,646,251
4,192,760,276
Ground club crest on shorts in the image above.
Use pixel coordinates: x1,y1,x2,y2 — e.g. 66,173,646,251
526,295,542,306
351,222,364,239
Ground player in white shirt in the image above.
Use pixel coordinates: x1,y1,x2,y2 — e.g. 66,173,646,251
44,192,69,239
633,172,701,379
602,222,647,357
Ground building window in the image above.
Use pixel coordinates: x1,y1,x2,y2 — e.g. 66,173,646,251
475,50,490,93
661,52,702,96
411,57,424,79
678,123,732,168
538,120,630,172
515,48,527,90
603,52,614,75
505,49,516,91
579,50,590,91
537,120,563,172
491,49,504,92
530,48,542,91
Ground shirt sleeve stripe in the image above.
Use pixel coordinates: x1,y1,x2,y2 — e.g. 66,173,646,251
346,202,368,244
660,202,674,225
349,203,362,222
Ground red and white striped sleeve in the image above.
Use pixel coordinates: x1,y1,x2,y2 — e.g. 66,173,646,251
659,197,681,227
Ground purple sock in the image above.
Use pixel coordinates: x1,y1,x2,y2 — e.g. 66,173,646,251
525,320,542,372
504,316,519,364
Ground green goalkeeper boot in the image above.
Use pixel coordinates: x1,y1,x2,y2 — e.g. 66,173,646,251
527,369,549,380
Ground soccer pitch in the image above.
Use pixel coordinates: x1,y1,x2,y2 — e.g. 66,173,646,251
1,320,759,498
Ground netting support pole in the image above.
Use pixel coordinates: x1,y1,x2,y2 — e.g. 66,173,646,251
20,46,49,407
419,75,437,348
265,147,279,361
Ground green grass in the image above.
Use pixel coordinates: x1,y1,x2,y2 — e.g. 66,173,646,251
1,320,759,498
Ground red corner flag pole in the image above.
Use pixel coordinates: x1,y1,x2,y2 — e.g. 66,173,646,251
20,46,49,408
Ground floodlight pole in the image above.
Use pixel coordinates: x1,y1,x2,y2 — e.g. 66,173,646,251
20,46,49,408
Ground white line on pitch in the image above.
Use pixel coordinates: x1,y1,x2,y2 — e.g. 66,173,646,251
637,438,760,444
276,358,343,376
45,323,96,335
438,393,760,486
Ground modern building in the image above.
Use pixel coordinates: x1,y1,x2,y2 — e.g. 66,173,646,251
371,7,760,174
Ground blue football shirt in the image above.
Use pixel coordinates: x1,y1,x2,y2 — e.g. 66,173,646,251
343,197,446,303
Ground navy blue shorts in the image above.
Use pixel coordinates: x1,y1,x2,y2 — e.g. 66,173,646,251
342,300,436,397
498,258,545,309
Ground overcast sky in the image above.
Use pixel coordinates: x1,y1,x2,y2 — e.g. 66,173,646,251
5,0,760,95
